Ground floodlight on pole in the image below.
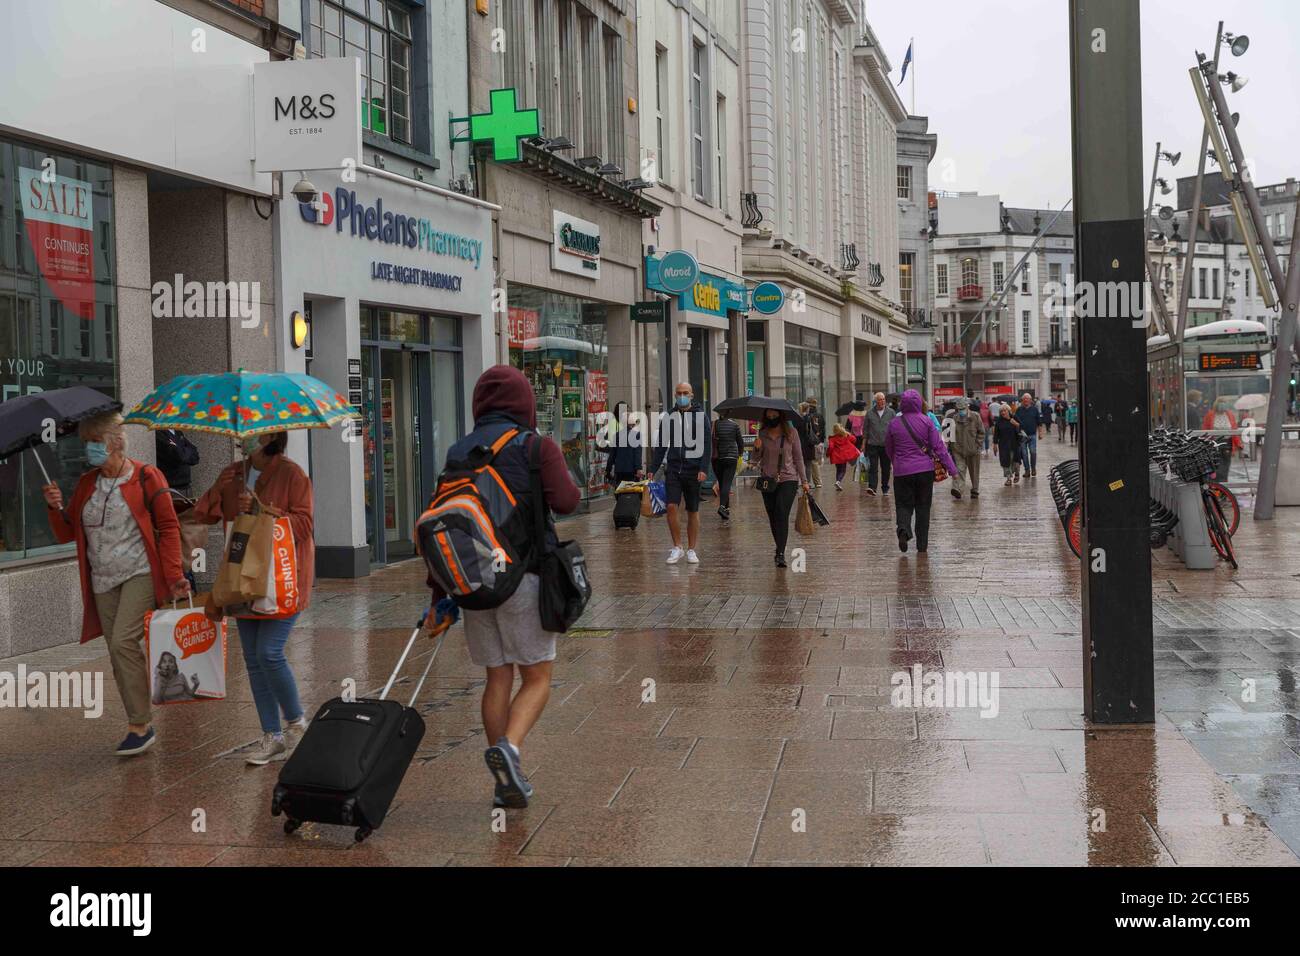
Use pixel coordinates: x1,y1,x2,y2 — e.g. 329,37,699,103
1160,150,1181,165
1225,32,1250,56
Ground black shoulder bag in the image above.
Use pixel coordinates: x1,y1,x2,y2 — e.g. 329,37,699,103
755,430,787,494
529,436,592,633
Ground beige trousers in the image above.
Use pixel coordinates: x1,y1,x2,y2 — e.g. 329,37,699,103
92,574,156,725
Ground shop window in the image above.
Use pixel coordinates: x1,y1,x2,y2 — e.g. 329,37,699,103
309,0,414,145
1,139,118,562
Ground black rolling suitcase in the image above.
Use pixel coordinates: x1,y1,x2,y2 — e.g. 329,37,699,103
613,490,641,529
272,612,445,842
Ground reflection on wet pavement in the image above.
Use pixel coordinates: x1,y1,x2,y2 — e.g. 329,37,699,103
0,440,1296,865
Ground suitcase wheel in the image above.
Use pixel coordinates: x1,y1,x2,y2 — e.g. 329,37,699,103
354,826,372,843
283,818,302,835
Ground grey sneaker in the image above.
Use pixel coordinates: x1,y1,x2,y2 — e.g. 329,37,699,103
283,716,308,750
245,732,288,766
485,738,532,808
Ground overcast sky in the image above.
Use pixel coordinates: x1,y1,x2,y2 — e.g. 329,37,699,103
864,0,1300,209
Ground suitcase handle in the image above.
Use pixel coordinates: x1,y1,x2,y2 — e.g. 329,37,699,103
378,608,448,708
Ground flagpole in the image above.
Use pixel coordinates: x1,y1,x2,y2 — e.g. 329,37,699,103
911,41,916,114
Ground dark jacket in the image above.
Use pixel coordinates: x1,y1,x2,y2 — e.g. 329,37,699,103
992,416,1022,467
712,417,743,461
604,439,643,481
651,401,711,472
805,409,825,444
155,429,200,489
864,405,896,446
1014,403,1042,434
796,415,817,459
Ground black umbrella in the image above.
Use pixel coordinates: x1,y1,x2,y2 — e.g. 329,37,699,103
835,400,867,416
0,387,121,484
714,395,803,424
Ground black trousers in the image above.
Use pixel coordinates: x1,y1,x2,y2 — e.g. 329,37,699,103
715,458,738,509
865,444,891,492
761,480,799,554
894,471,936,550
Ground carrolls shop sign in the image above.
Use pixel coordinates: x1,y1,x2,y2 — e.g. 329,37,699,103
552,210,601,279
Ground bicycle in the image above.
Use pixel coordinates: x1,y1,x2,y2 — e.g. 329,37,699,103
1149,429,1239,569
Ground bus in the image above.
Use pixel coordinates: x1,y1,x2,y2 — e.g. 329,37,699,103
1147,319,1273,432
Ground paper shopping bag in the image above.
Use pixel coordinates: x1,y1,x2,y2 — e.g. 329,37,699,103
212,510,273,608
795,492,815,536
231,515,301,619
145,598,227,704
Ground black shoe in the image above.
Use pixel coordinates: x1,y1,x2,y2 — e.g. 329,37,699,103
718,506,729,520
970,491,979,499
951,489,962,500
775,551,787,568
897,529,910,553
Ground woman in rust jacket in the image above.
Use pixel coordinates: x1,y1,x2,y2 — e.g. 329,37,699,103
43,411,189,757
192,430,314,767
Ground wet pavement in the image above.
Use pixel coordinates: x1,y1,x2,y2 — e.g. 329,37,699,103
1,437,1298,866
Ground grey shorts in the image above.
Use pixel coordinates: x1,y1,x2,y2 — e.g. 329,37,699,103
463,573,556,668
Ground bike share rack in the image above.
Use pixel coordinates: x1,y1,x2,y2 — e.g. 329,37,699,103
1048,459,1203,565
1148,463,1217,569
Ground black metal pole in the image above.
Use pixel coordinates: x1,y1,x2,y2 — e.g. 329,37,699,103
1069,0,1155,723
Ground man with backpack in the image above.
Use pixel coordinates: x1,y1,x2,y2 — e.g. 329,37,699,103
423,365,579,809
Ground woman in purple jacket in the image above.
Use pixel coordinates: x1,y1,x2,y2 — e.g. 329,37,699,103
884,390,959,554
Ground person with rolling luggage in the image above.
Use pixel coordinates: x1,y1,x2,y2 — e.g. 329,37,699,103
604,401,644,530
273,604,456,842
419,365,580,809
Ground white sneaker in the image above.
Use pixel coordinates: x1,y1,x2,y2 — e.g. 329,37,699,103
245,732,288,766
666,547,684,565
835,480,843,491
283,716,309,750
686,549,700,564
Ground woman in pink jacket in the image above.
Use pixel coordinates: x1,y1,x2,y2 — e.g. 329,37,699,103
884,390,958,554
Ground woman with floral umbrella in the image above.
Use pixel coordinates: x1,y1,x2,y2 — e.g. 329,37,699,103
126,371,357,765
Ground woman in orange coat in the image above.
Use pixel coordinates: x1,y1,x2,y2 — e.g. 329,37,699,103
191,430,314,767
1201,399,1242,481
43,411,190,756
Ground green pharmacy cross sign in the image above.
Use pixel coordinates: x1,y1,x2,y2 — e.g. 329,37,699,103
454,88,540,163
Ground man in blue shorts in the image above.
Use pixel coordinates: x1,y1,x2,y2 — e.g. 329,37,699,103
650,382,710,565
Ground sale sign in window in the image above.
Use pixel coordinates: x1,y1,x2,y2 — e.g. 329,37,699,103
20,167,96,320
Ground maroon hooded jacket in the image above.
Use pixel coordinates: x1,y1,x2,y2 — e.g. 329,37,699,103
426,365,580,601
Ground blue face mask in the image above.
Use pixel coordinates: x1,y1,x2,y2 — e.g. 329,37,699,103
675,395,691,408
85,441,109,467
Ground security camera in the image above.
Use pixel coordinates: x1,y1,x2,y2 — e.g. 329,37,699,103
290,176,318,205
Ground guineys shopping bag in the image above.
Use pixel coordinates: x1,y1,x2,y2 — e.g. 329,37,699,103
212,509,274,608
232,515,301,619
145,598,227,704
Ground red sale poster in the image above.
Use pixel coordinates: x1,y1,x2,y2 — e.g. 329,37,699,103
507,307,539,349
20,167,96,320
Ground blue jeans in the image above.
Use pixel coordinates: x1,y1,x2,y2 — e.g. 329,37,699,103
236,614,303,734
1022,434,1039,473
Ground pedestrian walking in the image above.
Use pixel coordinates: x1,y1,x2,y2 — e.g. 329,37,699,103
1202,398,1241,482
191,430,315,766
1055,396,1068,442
804,396,825,489
650,382,710,565
154,428,200,498
41,411,190,756
752,409,808,568
885,390,958,555
992,405,1023,484
421,365,579,809
602,400,644,488
711,411,743,519
944,398,986,500
1039,396,1054,440
827,424,859,490
1013,393,1043,477
979,398,993,456
862,391,895,497
1066,399,1079,444
797,403,819,492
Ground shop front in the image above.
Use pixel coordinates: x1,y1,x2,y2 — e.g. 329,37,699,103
0,137,119,567
507,287,611,501
277,167,496,575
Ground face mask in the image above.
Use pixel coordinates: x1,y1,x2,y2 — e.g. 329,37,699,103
959,410,968,420
765,415,781,426
85,441,109,467
675,395,691,408
242,435,262,456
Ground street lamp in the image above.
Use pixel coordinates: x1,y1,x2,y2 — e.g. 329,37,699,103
1220,71,1249,92
1224,32,1250,56
1160,150,1182,166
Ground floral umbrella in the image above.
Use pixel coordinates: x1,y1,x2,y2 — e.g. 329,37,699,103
124,370,358,438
